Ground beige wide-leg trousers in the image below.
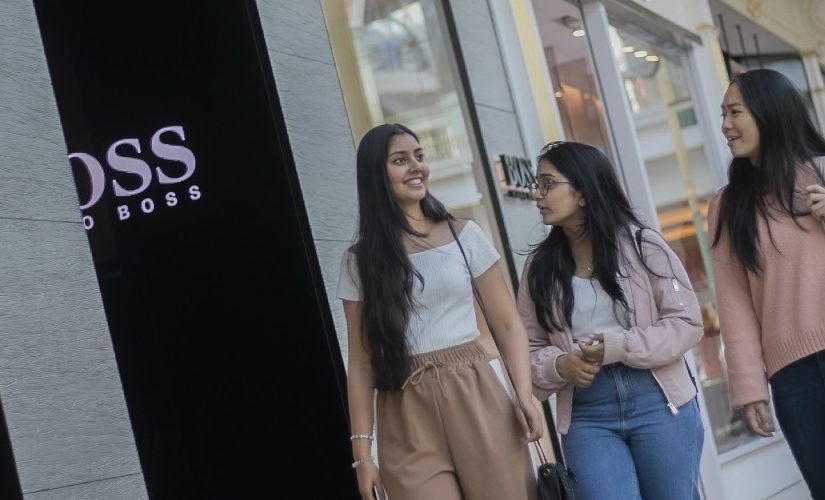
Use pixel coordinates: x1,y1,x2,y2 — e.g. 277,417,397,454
376,341,537,500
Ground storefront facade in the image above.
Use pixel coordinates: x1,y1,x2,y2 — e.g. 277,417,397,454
316,0,825,498
1,0,823,498
311,0,824,497
510,0,824,498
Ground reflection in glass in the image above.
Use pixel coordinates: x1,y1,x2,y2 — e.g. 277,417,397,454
327,0,489,225
531,0,613,157
608,21,757,454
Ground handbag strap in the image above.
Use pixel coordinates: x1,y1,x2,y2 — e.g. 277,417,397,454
447,219,551,465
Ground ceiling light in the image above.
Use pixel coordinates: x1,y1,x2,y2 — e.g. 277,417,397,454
622,46,635,53
633,50,648,58
645,55,660,62
572,29,585,37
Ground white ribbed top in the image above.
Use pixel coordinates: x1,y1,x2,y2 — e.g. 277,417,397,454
570,276,625,344
337,221,500,354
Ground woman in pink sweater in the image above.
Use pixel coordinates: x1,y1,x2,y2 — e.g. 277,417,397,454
710,68,825,499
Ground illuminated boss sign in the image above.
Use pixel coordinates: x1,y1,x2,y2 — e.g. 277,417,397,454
68,125,201,230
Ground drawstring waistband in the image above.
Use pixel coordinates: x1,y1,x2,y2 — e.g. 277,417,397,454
402,361,450,397
400,341,489,397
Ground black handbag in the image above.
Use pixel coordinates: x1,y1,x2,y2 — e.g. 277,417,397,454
448,220,576,500
535,441,576,500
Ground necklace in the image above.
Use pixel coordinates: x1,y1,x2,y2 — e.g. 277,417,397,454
585,264,593,273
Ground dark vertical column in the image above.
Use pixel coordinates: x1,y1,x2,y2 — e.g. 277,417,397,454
0,404,22,499
34,1,357,498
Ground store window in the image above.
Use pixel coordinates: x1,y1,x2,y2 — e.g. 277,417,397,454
531,0,613,156
733,55,816,122
711,0,818,125
606,20,755,454
321,0,493,230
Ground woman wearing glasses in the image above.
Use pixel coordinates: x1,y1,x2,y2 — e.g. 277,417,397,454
517,141,704,500
338,123,542,500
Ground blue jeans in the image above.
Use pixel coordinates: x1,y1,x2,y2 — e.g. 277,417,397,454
561,363,704,500
770,350,825,500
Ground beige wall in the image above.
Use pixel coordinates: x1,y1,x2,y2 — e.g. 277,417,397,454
720,0,825,65
626,0,706,35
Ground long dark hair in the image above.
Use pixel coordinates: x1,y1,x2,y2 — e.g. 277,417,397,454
526,142,651,332
350,123,450,390
713,69,825,272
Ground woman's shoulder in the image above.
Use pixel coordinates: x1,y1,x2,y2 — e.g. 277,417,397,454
451,218,482,239
624,223,664,244
340,243,357,260
706,186,728,224
706,183,728,207
625,225,675,264
450,217,472,231
709,185,726,203
450,218,499,262
339,245,359,274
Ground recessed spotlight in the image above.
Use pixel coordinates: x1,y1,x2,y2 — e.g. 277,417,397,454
573,29,585,37
633,50,648,58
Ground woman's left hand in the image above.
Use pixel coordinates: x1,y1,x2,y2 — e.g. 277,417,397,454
516,397,544,444
578,333,605,365
806,184,825,222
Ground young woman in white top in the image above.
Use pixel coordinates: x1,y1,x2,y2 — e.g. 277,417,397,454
338,123,542,500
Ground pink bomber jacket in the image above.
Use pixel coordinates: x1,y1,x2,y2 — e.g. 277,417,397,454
517,227,704,434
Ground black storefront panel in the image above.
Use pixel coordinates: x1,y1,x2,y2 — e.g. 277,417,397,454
34,1,357,498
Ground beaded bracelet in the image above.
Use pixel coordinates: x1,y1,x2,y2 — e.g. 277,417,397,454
350,433,373,441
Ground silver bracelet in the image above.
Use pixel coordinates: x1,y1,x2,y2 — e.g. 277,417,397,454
350,433,373,441
351,457,375,469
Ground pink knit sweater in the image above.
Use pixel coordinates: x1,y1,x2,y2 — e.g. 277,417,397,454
708,159,825,408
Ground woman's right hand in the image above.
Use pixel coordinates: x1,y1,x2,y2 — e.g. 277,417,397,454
806,184,825,222
556,352,600,388
743,401,775,437
356,460,386,500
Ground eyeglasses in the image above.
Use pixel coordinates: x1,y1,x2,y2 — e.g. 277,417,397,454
528,178,571,197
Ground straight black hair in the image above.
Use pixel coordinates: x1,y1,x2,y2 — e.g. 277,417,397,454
713,69,825,272
350,123,450,390
526,141,656,332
